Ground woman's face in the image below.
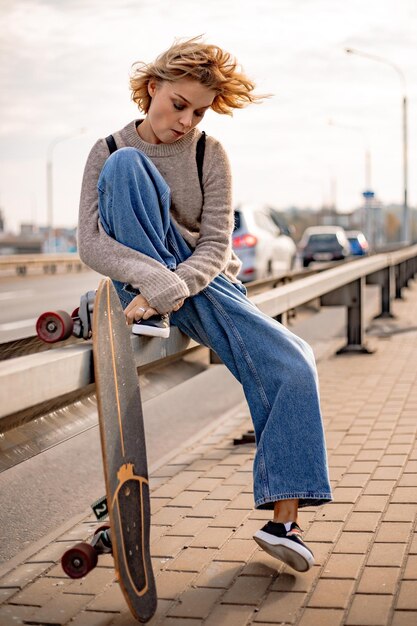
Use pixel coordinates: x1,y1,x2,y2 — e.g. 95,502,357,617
138,78,216,144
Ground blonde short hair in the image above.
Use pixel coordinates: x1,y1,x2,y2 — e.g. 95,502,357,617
130,37,264,115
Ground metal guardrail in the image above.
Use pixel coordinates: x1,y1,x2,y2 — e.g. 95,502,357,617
1,245,417,431
0,253,86,275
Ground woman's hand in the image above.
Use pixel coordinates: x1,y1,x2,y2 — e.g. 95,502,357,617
124,295,158,324
123,294,185,324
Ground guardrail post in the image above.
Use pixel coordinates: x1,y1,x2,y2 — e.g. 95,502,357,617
366,267,395,319
395,261,407,299
320,277,373,354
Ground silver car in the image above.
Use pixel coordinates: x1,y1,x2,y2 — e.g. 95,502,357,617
232,205,297,282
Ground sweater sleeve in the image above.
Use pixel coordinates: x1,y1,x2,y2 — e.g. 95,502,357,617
174,140,234,295
77,139,190,313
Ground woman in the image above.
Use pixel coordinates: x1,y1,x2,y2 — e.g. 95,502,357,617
78,37,332,573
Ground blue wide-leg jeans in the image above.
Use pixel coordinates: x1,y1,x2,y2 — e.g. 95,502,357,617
98,147,332,510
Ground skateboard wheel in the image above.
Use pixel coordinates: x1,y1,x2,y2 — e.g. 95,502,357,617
36,310,73,343
94,524,110,536
61,542,98,578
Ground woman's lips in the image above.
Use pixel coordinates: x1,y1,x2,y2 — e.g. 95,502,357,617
172,129,184,138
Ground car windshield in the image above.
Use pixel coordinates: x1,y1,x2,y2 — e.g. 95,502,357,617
308,234,338,243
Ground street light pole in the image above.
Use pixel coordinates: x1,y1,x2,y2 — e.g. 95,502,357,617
345,48,409,242
46,129,85,252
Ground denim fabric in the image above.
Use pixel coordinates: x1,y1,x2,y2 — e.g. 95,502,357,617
98,147,332,510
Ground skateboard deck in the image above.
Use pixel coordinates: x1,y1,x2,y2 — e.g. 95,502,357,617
92,278,156,622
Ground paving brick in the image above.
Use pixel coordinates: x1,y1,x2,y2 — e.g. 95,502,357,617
86,581,126,612
28,590,94,624
367,542,406,567
151,483,187,499
391,611,417,626
209,509,250,529
357,566,400,594
226,493,254,510
6,576,68,607
396,580,417,611
298,608,344,626
373,467,402,480
348,460,379,473
0,562,53,589
216,538,257,563
403,555,417,579
346,593,393,625
0,604,34,624
151,535,190,558
241,550,282,577
167,490,208,508
231,519,262,540
205,466,235,480
391,487,417,503
167,470,202,486
222,574,271,605
66,611,114,626
332,487,362,503
316,503,353,522
155,570,196,600
308,578,355,609
152,464,187,478
271,566,320,593
364,480,396,495
223,471,252,485
26,541,75,564
151,498,171,514
151,507,185,526
254,590,306,622
67,566,116,596
304,522,343,543
166,547,217,573
160,618,202,626
204,603,254,626
375,522,412,543
398,474,417,486
190,527,233,549
186,477,223,492
205,484,243,501
344,512,382,532
322,553,365,579
186,499,228,518
354,495,389,512
165,517,209,537
305,542,334,566
0,587,20,602
384,503,417,522
379,454,408,466
194,560,243,588
167,586,224,618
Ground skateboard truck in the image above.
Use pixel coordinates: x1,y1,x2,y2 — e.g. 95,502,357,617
61,524,112,579
36,290,96,343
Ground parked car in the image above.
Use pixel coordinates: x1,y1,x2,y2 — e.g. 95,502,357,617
298,226,351,268
233,205,297,282
345,230,370,256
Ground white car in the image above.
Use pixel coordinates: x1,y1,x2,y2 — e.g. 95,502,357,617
232,205,297,282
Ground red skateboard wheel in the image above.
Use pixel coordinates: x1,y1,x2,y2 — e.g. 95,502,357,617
36,310,73,343
61,542,98,578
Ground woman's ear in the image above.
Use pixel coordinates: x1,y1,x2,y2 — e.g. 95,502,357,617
148,79,158,98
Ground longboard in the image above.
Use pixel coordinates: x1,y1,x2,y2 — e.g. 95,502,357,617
61,278,157,623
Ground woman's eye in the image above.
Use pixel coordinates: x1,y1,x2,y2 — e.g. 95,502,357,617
194,111,204,118
173,103,184,111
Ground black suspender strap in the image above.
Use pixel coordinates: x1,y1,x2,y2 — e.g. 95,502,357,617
105,134,118,155
196,131,206,197
105,130,206,196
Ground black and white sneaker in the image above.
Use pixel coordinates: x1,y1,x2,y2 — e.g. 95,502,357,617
132,314,170,339
253,521,314,572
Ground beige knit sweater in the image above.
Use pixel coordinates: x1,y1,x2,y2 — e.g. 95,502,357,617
78,120,242,313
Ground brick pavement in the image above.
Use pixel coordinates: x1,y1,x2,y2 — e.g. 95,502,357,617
0,280,416,626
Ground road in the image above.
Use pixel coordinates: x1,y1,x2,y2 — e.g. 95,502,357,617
0,270,103,342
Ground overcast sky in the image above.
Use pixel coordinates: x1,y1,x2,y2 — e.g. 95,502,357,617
1,0,416,232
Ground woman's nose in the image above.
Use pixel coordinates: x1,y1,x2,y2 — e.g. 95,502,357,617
179,112,193,128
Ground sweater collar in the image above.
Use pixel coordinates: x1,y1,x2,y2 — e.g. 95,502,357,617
123,119,197,156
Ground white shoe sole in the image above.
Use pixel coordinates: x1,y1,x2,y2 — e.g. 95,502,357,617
253,530,315,572
132,324,170,338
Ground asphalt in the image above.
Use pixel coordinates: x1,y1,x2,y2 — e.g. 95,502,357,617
0,279,416,626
